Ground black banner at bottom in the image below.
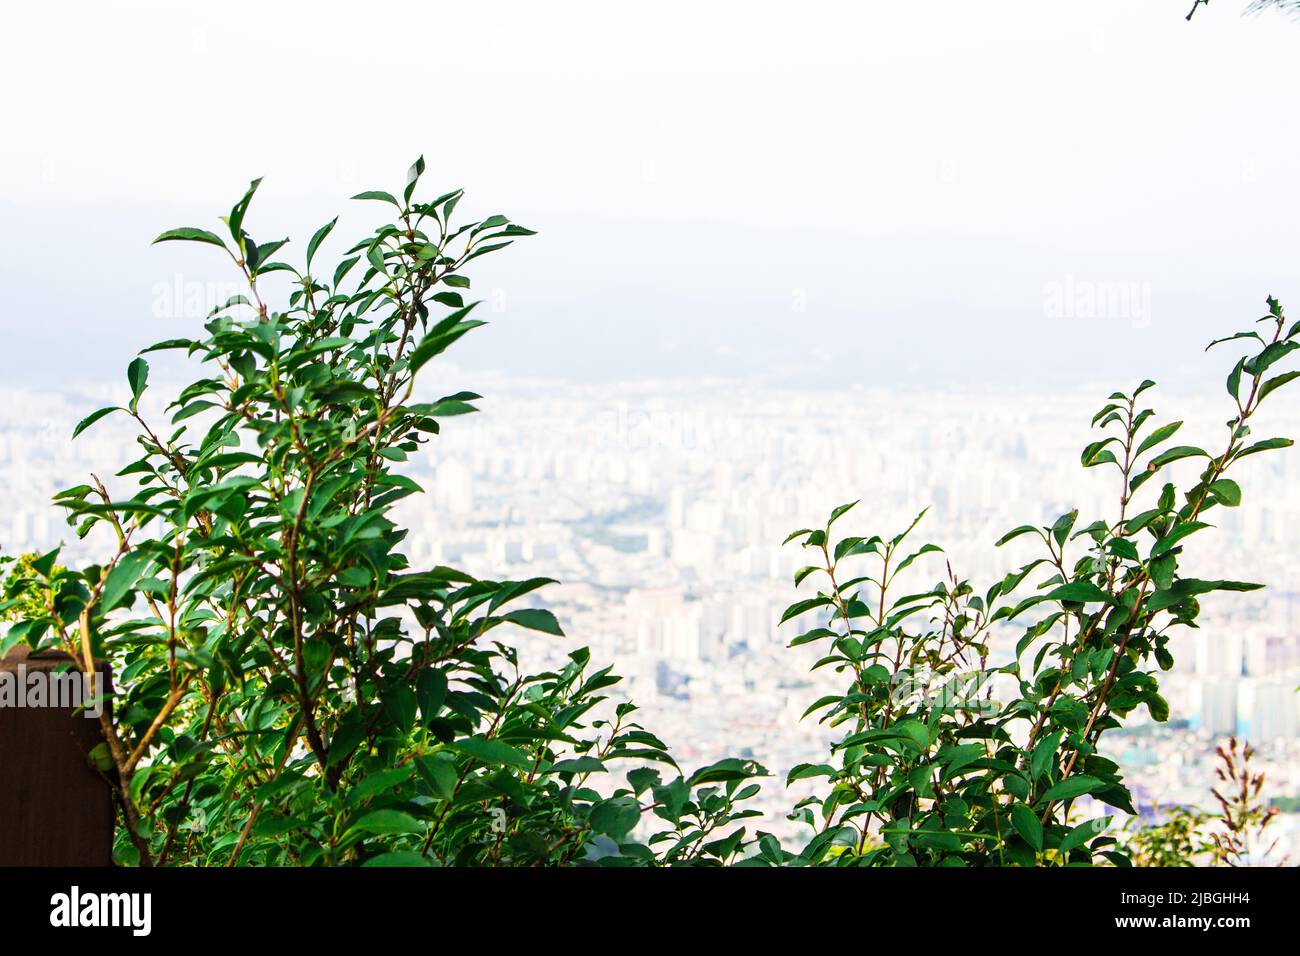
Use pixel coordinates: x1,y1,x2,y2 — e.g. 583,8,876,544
0,864,1289,944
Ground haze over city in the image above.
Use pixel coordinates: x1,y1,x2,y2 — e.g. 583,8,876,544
2,2,1298,392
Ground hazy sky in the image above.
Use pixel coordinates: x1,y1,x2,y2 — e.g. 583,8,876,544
2,1,1297,393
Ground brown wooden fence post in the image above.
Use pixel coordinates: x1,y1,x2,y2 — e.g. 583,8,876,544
0,646,114,865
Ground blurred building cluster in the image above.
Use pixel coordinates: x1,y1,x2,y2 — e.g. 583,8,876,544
5,376,1299,850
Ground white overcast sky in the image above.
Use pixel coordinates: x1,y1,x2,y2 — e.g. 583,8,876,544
2,0,1298,392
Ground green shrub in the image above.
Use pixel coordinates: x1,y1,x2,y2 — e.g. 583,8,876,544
2,165,766,866
780,302,1297,865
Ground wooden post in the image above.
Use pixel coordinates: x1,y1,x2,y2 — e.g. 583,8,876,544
0,646,114,865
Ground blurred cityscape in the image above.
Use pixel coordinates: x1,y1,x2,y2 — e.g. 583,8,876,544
5,372,1299,856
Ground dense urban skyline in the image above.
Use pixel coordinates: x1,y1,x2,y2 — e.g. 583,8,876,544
7,370,1297,853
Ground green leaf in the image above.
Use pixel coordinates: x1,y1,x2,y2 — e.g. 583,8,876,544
352,810,422,836
1234,437,1293,461
1147,445,1209,469
1108,538,1140,561
1046,581,1113,605
1244,340,1299,377
1080,439,1119,468
1146,579,1263,612
72,406,122,439
408,305,486,374
793,566,821,587
786,763,837,785
1050,510,1077,547
503,608,563,636
472,214,510,234
227,178,261,241
1134,421,1182,459
628,767,662,795
549,756,605,775
404,156,426,203
415,754,458,799
1010,804,1043,851
28,547,59,579
127,358,149,413
1058,817,1111,856
828,500,859,527
1209,478,1242,507
781,596,831,624
152,227,227,248
139,337,197,355
383,685,417,735
995,525,1040,547
895,719,931,751
351,190,400,206
589,797,640,839
1146,693,1170,722
1149,520,1210,557
689,758,758,785
407,399,478,418
453,737,530,770
336,566,372,588
306,217,337,269
800,694,843,719
1206,330,1263,351
1259,370,1300,403
416,668,447,722
1039,775,1102,804
892,542,940,572
333,255,360,288
1227,356,1246,402
1030,731,1062,782
99,550,152,613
